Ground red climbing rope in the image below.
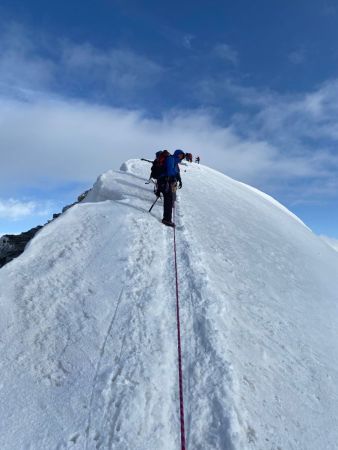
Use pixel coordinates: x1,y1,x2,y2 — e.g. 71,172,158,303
173,204,186,450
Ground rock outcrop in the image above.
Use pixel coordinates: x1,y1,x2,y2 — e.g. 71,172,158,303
0,226,43,268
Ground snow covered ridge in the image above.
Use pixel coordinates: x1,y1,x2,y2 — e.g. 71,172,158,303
85,159,302,228
0,190,89,269
320,235,338,252
1,159,338,450
238,182,309,229
83,160,151,203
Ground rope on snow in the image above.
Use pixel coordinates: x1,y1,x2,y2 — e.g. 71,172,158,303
173,204,186,450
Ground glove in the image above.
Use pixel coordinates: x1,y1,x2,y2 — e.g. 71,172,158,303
178,180,182,189
155,189,161,197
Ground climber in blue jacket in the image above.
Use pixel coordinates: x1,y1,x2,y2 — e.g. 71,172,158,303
156,149,185,227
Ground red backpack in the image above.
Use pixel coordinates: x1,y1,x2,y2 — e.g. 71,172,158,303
150,150,170,179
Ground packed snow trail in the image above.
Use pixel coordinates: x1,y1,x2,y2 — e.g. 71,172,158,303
0,159,338,450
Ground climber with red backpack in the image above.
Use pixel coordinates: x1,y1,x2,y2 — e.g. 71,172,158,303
150,150,171,180
149,149,185,227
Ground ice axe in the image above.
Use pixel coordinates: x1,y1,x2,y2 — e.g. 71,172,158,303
149,195,160,212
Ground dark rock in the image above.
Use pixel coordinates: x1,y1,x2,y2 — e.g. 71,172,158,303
77,190,90,202
0,226,43,268
62,202,77,213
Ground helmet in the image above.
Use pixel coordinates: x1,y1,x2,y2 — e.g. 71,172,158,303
174,149,185,158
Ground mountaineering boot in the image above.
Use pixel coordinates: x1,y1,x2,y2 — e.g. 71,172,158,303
162,219,175,228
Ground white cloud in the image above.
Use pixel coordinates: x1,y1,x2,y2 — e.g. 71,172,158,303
0,92,335,199
1,22,338,205
0,198,52,220
192,75,338,200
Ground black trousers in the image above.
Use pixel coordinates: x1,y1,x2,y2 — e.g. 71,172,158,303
158,178,176,222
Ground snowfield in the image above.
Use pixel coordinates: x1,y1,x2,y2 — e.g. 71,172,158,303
0,159,338,450
320,235,338,252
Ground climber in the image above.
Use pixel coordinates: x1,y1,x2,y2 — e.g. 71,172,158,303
156,149,185,228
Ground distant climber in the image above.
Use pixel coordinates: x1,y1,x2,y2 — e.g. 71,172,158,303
195,156,200,164
156,149,185,228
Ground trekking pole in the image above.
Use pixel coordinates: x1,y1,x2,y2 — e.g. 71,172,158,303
141,158,153,163
149,196,160,212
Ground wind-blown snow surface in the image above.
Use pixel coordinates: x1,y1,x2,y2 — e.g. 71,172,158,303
1,160,338,450
320,235,338,252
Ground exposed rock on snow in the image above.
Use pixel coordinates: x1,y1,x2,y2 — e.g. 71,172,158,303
0,226,43,268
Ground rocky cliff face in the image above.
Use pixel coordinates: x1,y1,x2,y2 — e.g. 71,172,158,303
0,189,90,269
0,227,43,268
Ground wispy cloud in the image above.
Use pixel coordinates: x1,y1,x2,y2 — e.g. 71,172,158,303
60,41,164,91
182,34,195,49
0,23,164,103
288,49,306,65
0,23,55,93
0,198,53,220
212,43,239,65
236,79,338,147
159,25,196,50
192,75,338,200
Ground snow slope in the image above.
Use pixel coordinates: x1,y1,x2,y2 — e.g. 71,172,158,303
1,160,338,450
320,235,338,252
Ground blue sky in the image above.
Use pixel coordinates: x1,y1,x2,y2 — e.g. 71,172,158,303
1,0,338,239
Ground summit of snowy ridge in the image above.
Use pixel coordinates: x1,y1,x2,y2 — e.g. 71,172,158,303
0,159,338,450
